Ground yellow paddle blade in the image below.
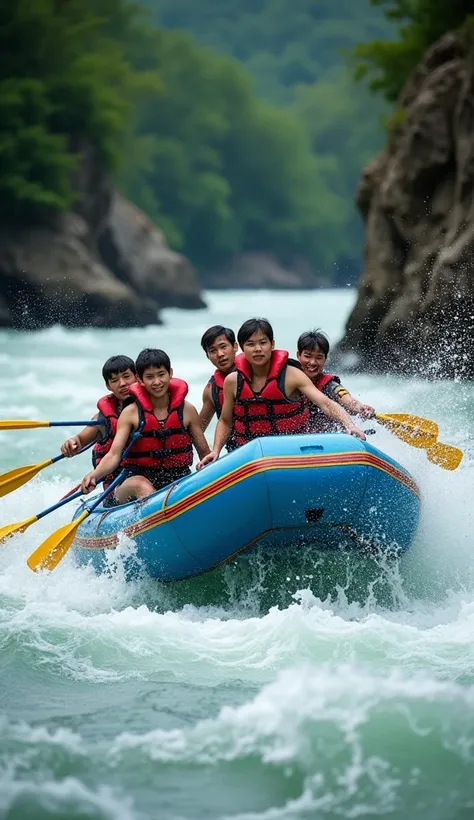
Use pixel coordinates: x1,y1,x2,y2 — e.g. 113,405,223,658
0,459,53,498
0,515,38,544
0,420,50,430
378,413,439,438
427,441,463,471
376,415,436,449
27,510,89,573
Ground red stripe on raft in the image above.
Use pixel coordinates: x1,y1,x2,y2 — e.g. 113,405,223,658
74,452,419,550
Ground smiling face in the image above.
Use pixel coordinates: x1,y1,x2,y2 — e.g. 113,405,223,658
106,368,136,400
242,330,274,368
206,333,237,373
138,365,173,400
297,345,326,381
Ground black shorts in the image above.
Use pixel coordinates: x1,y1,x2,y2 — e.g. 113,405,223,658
103,466,191,507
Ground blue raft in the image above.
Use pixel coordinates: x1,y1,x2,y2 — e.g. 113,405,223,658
72,433,421,581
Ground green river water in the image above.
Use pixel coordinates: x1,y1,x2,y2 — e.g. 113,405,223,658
0,289,473,820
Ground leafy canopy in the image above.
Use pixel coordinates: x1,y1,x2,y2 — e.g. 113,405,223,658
354,0,474,101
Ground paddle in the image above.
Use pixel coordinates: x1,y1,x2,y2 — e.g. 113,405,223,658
377,413,439,437
0,419,102,430
0,489,83,544
26,469,127,572
372,416,462,470
426,441,463,471
0,442,95,499
26,429,142,572
375,413,438,449
59,483,81,501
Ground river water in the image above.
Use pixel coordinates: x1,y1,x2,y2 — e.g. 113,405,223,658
0,289,473,820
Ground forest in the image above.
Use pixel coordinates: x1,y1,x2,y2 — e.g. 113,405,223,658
1,1,472,283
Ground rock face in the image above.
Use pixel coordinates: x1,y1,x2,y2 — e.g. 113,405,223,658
337,32,474,379
0,214,159,329
0,142,205,330
204,252,331,289
99,194,205,310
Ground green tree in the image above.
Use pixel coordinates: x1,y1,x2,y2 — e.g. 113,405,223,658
355,0,474,101
140,0,392,279
0,0,156,222
117,28,335,270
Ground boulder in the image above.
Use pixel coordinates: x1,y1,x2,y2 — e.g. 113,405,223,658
0,140,206,329
99,194,205,310
0,214,159,330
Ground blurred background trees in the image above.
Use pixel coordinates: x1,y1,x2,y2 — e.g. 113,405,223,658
4,0,469,283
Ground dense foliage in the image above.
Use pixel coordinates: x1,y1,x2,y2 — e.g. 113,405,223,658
354,0,474,101
10,1,466,282
0,0,145,222
143,0,391,106
4,0,366,276
116,26,339,271
141,0,392,279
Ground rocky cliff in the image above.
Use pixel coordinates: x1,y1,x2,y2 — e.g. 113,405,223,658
337,32,474,380
0,142,205,330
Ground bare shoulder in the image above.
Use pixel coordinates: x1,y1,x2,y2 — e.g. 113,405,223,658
120,403,138,421
286,364,306,387
223,371,238,398
116,404,138,433
183,400,199,423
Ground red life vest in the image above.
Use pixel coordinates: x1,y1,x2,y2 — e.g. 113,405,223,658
314,372,340,391
233,350,309,446
306,371,342,431
209,369,226,417
208,369,238,452
121,379,193,470
92,393,130,488
92,394,121,465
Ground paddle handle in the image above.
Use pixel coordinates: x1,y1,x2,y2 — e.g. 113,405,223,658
81,430,143,516
36,490,84,520
49,420,102,427
36,467,124,522
34,443,98,514
50,439,95,468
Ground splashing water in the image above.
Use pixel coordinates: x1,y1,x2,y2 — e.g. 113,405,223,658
1,290,473,819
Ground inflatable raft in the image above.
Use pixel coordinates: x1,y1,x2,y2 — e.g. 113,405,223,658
72,433,421,581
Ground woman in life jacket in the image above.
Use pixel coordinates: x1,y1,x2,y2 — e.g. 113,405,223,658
80,349,210,505
296,330,375,432
197,318,366,469
199,325,238,451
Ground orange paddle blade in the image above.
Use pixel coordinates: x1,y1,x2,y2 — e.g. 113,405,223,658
376,415,436,449
0,459,53,498
0,516,38,544
27,510,89,572
427,442,463,471
379,413,439,437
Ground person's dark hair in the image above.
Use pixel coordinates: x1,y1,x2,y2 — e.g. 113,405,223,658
102,355,136,384
237,318,274,348
200,325,236,353
135,348,171,378
297,330,330,358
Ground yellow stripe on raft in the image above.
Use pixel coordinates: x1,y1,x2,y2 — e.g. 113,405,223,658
74,452,420,550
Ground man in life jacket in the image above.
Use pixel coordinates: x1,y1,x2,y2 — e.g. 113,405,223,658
296,330,375,432
199,324,238,451
60,355,137,487
80,348,210,503
197,318,365,469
